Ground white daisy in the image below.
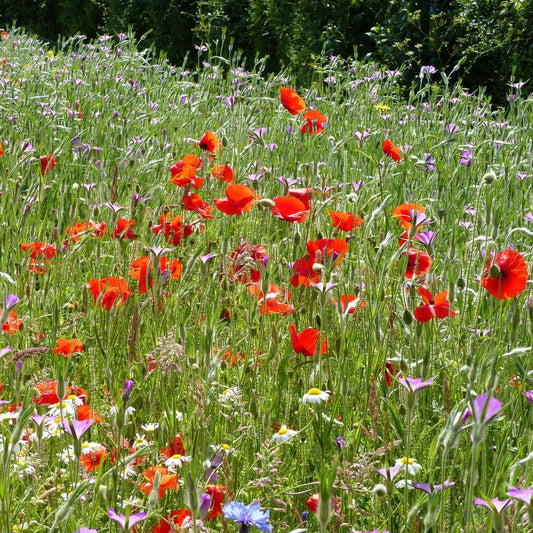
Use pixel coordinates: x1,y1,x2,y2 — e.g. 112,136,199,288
302,388,330,404
164,453,192,471
271,425,298,444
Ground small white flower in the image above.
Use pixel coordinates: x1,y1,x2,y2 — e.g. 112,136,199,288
47,395,83,417
302,387,330,404
141,422,159,435
271,425,298,444
133,433,149,448
395,457,422,476
163,410,184,421
164,453,192,471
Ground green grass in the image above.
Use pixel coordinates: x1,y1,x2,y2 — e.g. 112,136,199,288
0,28,532,533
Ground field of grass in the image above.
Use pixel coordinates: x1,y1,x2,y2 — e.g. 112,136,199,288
0,28,532,533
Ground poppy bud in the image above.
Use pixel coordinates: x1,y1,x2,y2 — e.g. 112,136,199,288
372,483,388,497
398,404,407,416
489,263,501,279
294,231,301,247
402,309,413,325
312,263,325,274
482,170,497,185
258,198,275,208
316,314,321,328
456,277,466,290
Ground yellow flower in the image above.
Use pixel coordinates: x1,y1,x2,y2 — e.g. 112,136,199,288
374,103,391,112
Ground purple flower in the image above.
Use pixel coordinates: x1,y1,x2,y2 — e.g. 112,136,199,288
223,501,272,533
474,497,513,514
199,253,217,265
374,465,404,481
460,150,473,167
121,380,135,402
415,231,436,247
525,391,533,406
309,281,337,292
397,376,434,393
74,528,98,533
354,129,370,141
4,294,19,312
412,481,454,495
524,212,533,223
506,487,533,506
108,508,147,531
333,436,346,450
471,394,503,425
199,493,212,519
62,418,94,440
445,123,460,134
0,347,13,359
421,65,437,76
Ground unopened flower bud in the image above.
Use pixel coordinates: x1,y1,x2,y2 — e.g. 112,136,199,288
258,198,275,208
121,379,135,402
482,170,497,185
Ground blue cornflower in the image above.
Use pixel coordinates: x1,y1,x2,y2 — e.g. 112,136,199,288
223,501,272,533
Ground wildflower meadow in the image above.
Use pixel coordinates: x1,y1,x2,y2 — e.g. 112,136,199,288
0,28,532,533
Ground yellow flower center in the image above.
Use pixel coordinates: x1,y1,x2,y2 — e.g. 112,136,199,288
172,454,182,460
307,388,322,395
222,443,231,451
401,456,414,465
278,428,288,435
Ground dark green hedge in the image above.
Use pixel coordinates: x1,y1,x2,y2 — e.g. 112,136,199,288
1,0,532,102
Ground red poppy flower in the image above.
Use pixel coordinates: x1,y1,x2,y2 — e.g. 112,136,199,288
481,249,529,300
307,238,348,266
153,509,192,533
329,210,364,231
206,484,226,520
1,311,23,333
52,338,84,357
404,248,432,279
271,196,310,223
139,466,180,499
112,218,137,239
86,277,133,310
248,283,296,315
289,323,327,357
161,434,186,458
182,193,214,219
331,294,367,314
382,361,400,387
211,164,234,182
32,380,86,405
198,131,221,154
214,184,258,215
280,87,306,115
77,404,102,423
218,349,246,365
20,242,56,259
414,287,457,322
290,238,348,287
65,220,107,242
392,203,426,231
230,242,268,283
383,139,401,162
170,154,204,189
130,256,182,293
80,444,108,472
301,109,327,134
152,213,193,246
305,494,319,513
40,154,56,176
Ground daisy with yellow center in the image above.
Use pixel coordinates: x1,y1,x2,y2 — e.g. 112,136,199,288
302,388,330,404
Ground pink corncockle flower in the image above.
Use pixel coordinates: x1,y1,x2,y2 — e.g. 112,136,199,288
506,487,533,506
525,390,533,406
397,376,434,393
474,497,513,514
108,508,147,531
471,394,503,425
374,465,404,481
62,418,94,440
412,481,454,495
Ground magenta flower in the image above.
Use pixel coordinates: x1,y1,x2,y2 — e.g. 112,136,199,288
525,390,533,406
397,376,434,393
474,497,513,514
108,508,147,531
374,465,404,481
62,418,94,440
506,487,533,506
471,394,503,425
412,481,454,495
